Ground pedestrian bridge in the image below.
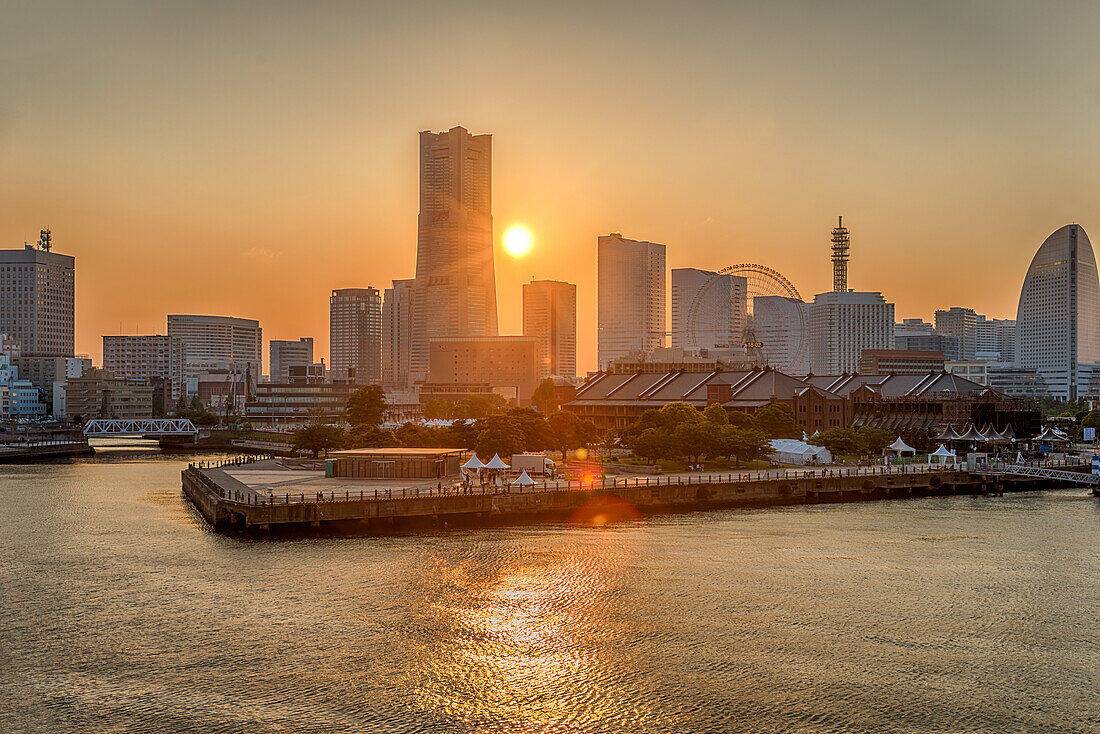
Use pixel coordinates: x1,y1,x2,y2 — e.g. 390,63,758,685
83,418,199,437
986,463,1099,486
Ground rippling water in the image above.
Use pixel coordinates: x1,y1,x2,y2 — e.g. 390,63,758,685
2,444,1098,733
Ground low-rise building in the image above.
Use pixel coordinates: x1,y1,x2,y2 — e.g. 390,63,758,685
428,336,539,406
244,382,356,426
945,360,989,386
859,349,945,375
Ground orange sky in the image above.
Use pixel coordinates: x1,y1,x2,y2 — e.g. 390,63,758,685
3,2,1100,374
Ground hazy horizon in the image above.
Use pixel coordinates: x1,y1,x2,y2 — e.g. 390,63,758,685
4,1,1100,372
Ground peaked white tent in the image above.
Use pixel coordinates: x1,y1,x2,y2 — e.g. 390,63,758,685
461,454,486,472
887,437,916,454
511,470,537,487
929,444,957,467
485,454,510,470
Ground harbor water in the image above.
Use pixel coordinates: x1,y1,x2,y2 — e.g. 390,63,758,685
2,444,1098,733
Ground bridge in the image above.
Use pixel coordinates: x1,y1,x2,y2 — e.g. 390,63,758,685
986,463,1099,486
83,418,199,437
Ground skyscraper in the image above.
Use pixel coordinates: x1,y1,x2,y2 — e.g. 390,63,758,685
329,288,382,384
382,279,415,390
410,126,496,383
0,235,75,356
809,291,895,374
670,268,747,351
934,307,978,360
1015,223,1100,400
598,234,666,370
269,337,314,383
167,314,262,381
522,279,577,379
753,296,810,374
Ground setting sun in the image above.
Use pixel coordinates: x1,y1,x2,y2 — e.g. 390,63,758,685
502,225,534,257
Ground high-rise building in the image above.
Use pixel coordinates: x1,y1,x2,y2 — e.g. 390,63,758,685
167,314,262,382
522,279,577,380
410,126,497,382
976,316,1016,365
1015,223,1100,400
670,268,747,351
598,234,666,369
0,235,75,356
329,288,381,384
102,335,184,402
809,291,895,374
427,336,539,406
382,279,415,389
269,338,314,383
934,307,978,360
753,296,811,374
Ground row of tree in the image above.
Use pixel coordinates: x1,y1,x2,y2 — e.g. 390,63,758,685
807,426,897,458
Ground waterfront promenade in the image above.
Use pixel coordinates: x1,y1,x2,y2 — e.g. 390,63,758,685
182,456,1091,533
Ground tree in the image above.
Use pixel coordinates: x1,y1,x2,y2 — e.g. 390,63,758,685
346,384,387,428
506,407,553,451
658,402,704,430
809,428,861,457
474,415,525,459
455,394,496,420
347,426,402,449
703,403,730,426
531,378,557,414
633,428,668,464
422,398,452,420
173,396,187,415
719,426,771,467
753,403,801,439
189,395,203,412
293,424,347,458
672,420,719,462
855,427,896,456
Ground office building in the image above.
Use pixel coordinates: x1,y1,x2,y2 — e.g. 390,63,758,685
598,234,666,369
859,349,945,375
167,314,262,381
754,296,811,374
945,360,989,386
269,338,314,383
245,382,355,426
670,268,746,352
329,288,382,384
102,335,184,406
410,127,497,382
427,336,539,406
522,279,577,379
0,236,75,357
976,316,1016,365
382,279,415,389
809,291,895,375
1015,224,1100,401
934,307,978,361
895,331,960,361
63,368,153,420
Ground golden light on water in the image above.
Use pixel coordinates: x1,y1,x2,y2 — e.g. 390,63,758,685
502,224,534,257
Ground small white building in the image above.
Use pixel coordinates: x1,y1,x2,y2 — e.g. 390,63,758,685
770,439,833,465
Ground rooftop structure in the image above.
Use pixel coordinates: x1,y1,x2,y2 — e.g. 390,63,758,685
831,216,850,292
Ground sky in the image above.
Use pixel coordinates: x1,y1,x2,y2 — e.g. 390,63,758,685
3,0,1100,373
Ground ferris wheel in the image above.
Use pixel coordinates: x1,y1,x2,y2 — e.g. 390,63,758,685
685,263,806,368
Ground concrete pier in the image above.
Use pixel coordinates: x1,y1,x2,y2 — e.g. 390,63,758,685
181,458,1090,534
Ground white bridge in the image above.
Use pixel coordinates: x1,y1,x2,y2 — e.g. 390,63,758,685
83,418,199,437
986,464,1099,486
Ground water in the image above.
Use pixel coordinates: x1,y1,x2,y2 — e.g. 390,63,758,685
2,444,1098,733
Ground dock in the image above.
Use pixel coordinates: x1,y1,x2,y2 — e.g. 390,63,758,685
181,457,1092,534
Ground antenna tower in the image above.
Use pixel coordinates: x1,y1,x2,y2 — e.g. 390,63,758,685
831,216,849,292
38,228,52,252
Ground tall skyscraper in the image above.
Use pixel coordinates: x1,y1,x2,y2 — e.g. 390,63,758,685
934,307,978,360
0,234,75,356
522,279,577,379
1015,223,1100,400
670,268,747,351
598,233,666,370
102,335,184,401
167,314,262,381
382,279,415,390
269,337,314,383
410,126,497,382
753,296,810,374
329,288,382,384
809,291,895,374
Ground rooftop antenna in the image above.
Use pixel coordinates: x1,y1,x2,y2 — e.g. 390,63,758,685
38,228,52,252
831,216,849,292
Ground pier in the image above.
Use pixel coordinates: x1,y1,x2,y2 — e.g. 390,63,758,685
181,456,1093,534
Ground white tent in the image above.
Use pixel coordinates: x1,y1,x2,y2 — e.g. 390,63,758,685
511,470,537,486
770,439,832,466
461,454,486,472
929,444,957,467
485,454,510,470
887,437,916,454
